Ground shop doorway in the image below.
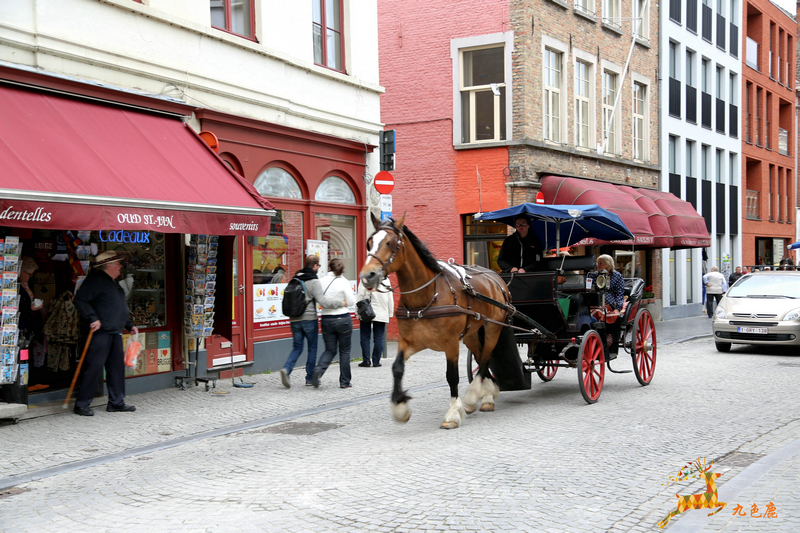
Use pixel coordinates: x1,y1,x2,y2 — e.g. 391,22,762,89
205,237,248,367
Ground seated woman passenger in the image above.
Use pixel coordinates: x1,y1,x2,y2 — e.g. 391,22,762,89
587,254,625,312
497,216,544,273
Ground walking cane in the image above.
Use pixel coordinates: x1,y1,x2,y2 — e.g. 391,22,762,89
62,330,94,409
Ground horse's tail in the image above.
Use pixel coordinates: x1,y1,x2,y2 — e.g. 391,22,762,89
487,326,531,391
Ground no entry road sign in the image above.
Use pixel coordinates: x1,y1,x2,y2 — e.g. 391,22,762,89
374,171,394,194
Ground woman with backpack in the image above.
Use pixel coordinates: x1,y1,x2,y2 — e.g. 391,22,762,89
311,258,357,389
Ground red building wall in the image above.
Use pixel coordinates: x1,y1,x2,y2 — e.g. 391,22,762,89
379,1,512,339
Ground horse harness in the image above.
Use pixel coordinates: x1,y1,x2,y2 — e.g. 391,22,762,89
370,222,543,339
396,263,537,339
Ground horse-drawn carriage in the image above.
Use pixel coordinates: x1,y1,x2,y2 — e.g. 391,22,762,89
359,204,657,429
466,258,656,404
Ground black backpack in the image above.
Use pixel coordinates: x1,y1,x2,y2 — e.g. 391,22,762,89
282,277,311,318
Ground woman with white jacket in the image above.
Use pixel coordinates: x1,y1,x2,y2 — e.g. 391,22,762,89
357,278,393,367
311,259,357,389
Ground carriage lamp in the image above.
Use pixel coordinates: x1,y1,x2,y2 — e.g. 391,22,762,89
595,271,609,290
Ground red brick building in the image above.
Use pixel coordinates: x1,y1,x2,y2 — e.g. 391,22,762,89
742,0,796,266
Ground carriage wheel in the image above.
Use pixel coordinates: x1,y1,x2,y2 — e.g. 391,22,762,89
577,330,605,404
631,309,657,386
536,359,559,382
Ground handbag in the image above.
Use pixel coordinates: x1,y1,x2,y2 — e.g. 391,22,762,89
356,296,376,322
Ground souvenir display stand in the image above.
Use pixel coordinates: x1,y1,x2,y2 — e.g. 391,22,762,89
175,234,218,392
0,237,28,421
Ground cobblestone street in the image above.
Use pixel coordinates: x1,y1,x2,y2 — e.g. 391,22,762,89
2,328,800,532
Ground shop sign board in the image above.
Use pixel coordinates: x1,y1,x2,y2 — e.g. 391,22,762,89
306,240,328,276
0,199,271,236
253,283,289,329
253,280,358,330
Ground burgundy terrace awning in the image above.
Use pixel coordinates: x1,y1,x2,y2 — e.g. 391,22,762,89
540,176,710,249
0,83,273,235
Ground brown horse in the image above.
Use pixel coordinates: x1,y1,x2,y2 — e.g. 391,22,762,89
359,213,512,429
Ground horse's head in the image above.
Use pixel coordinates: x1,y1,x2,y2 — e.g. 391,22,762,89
360,212,406,289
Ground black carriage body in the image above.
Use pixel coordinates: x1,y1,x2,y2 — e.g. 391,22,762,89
469,255,655,403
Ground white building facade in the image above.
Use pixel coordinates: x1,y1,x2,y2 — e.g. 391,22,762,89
660,0,743,318
0,0,383,395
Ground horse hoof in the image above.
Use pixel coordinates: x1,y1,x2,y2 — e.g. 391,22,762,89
479,403,495,412
391,402,411,423
440,421,460,429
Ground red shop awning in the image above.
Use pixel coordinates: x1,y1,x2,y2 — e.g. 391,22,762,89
540,176,710,249
635,188,711,249
0,83,274,236
540,176,657,246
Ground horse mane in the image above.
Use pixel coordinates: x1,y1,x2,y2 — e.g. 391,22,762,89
379,220,442,273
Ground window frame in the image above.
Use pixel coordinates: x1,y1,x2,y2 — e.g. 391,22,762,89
573,48,596,150
633,0,650,41
631,73,650,162
540,36,568,145
603,0,622,30
601,60,622,155
312,0,346,73
210,0,256,41
543,47,564,144
451,32,514,146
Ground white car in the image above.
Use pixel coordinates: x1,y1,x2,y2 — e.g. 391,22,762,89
712,271,800,351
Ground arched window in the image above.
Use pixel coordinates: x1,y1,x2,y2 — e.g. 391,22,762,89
315,176,355,204
253,167,303,199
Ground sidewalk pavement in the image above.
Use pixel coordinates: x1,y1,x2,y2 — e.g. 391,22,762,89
17,313,800,533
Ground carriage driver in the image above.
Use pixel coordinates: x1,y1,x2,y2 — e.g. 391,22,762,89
497,216,544,273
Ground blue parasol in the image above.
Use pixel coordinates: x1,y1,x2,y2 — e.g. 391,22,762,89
476,203,634,251
789,242,800,250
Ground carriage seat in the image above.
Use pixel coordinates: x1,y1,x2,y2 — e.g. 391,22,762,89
620,278,645,324
623,278,645,304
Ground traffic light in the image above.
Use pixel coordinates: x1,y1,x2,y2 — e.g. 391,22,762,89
380,130,395,171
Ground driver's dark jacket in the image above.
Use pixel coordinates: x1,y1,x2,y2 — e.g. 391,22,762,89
497,231,543,272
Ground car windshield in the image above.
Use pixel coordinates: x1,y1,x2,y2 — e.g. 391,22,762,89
727,274,800,299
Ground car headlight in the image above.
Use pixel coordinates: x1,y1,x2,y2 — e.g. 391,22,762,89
784,308,800,321
715,307,727,320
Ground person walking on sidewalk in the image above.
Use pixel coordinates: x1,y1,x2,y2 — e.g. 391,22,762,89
312,259,356,389
357,277,393,367
703,266,728,319
280,255,347,388
72,251,137,416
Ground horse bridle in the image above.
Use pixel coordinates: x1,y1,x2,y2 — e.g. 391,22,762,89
367,223,404,276
366,224,442,296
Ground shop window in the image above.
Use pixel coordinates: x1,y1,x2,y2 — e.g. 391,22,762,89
252,210,304,331
315,176,356,204
315,213,357,282
252,210,304,285
614,250,648,284
13,229,173,394
463,215,507,272
253,167,303,199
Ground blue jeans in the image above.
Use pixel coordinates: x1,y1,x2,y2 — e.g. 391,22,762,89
284,320,318,383
316,314,353,387
360,320,386,366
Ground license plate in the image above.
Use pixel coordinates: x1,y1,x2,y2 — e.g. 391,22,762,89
738,327,768,334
